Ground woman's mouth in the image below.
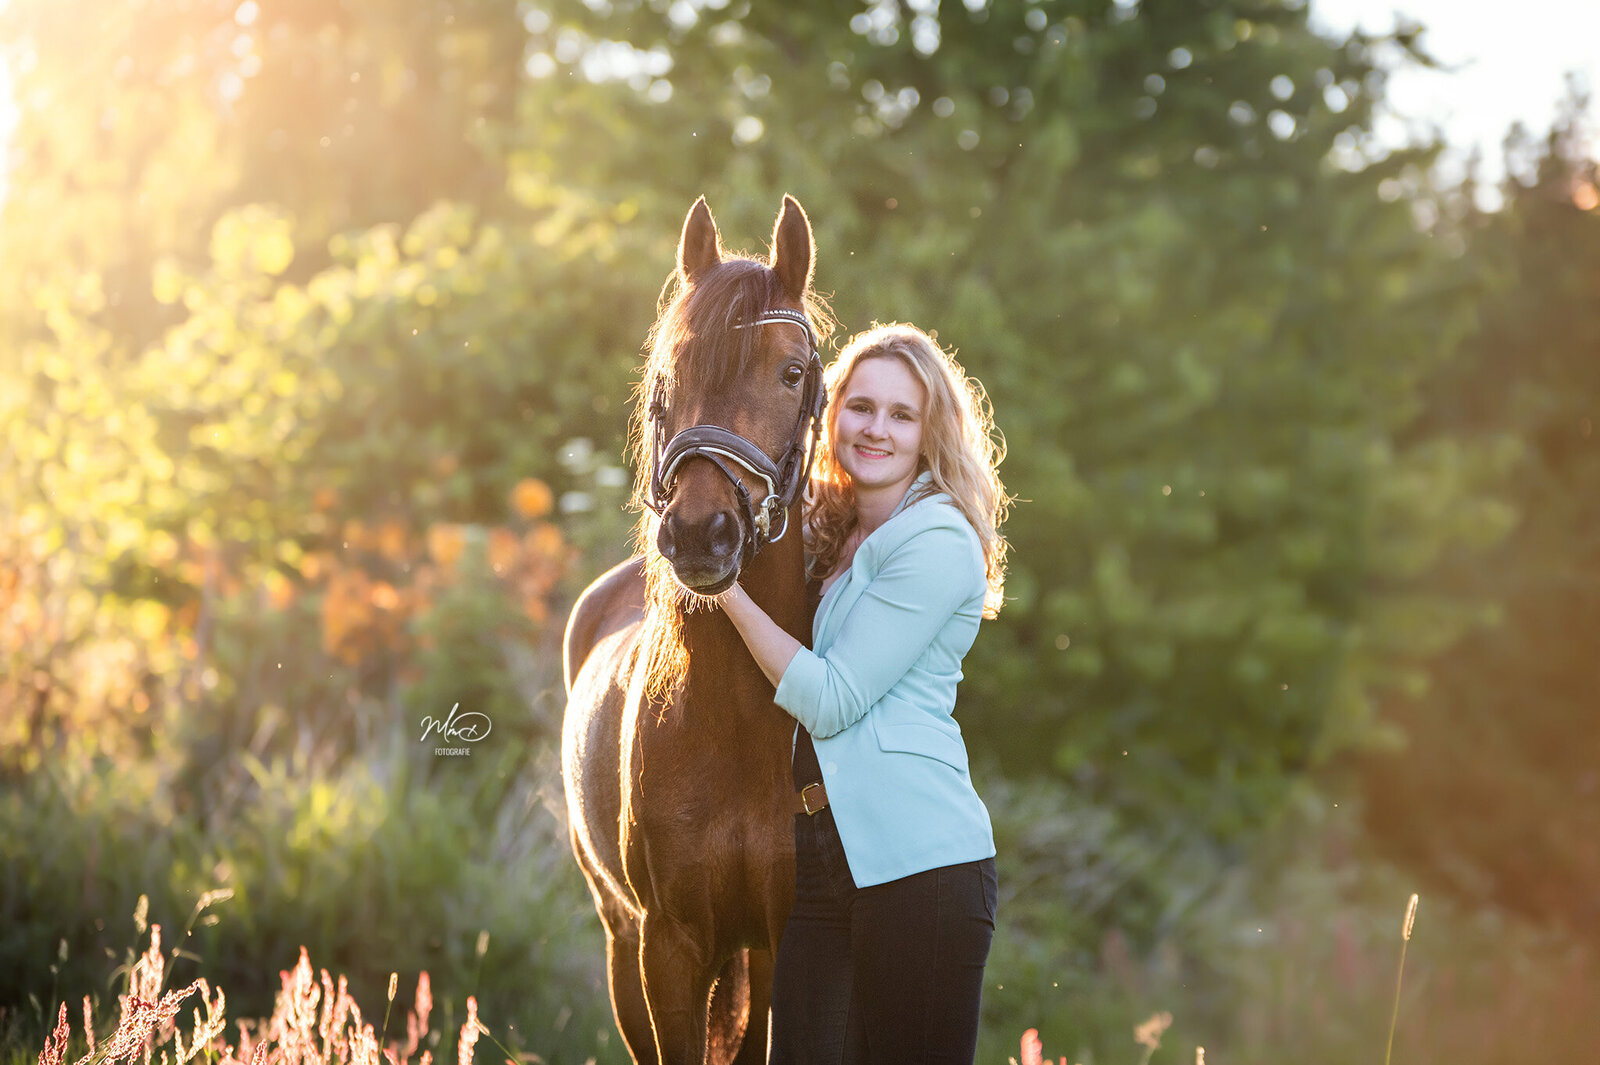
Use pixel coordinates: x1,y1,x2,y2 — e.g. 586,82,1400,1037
854,444,891,459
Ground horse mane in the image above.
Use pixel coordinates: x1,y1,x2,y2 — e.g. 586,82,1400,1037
629,256,833,699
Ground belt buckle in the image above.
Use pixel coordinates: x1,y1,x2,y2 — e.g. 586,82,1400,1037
800,782,826,816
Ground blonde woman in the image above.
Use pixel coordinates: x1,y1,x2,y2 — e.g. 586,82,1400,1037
716,323,1010,1064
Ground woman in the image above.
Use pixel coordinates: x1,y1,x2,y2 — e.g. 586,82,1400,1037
715,322,1010,1064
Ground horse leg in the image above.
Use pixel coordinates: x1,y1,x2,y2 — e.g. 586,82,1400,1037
727,948,773,1065
704,949,751,1065
637,916,714,1065
605,927,660,1065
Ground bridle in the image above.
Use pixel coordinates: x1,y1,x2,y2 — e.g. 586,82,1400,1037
644,306,827,553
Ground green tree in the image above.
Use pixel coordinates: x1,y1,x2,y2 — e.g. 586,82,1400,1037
1361,97,1600,944
0,0,646,763
0,4,631,1035
524,0,1514,844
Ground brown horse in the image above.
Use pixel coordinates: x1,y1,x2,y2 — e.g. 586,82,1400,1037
562,195,830,1064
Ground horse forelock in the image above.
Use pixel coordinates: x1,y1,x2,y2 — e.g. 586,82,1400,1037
654,260,780,403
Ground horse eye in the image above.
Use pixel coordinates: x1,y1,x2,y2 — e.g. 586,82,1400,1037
781,364,806,387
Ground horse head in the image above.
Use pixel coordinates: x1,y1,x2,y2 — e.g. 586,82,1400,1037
639,195,827,596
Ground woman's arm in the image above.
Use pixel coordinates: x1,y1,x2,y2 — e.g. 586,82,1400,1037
717,584,802,689
772,521,982,738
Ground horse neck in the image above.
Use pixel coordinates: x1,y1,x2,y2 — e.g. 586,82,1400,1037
739,501,811,635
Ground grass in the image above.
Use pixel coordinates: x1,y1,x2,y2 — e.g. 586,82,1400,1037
1011,893,1423,1065
14,768,1598,1065
1383,894,1420,1065
5,879,1593,1065
21,895,514,1065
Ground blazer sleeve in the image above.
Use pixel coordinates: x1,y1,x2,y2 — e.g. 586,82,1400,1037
774,518,982,739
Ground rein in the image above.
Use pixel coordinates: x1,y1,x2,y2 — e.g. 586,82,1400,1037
645,307,827,551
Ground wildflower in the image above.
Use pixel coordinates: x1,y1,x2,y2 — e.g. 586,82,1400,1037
134,926,165,1003
38,1002,70,1065
400,978,434,1063
182,984,227,1065
269,948,321,1065
349,1018,381,1065
84,982,203,1065
319,970,339,1048
36,936,462,1065
1020,1028,1043,1065
456,998,482,1065
1134,1011,1173,1052
413,972,433,1045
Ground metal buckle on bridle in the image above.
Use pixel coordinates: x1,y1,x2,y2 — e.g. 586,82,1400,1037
753,492,785,541
645,308,827,553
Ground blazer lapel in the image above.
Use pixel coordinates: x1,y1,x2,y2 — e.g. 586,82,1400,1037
812,562,859,652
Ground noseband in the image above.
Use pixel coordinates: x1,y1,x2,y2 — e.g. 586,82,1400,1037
645,307,827,553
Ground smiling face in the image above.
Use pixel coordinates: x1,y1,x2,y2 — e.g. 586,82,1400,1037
831,354,927,500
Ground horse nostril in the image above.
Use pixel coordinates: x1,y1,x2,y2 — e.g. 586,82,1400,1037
707,511,740,558
657,517,677,560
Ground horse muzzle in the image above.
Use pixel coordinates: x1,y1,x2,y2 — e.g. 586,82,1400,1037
656,506,749,595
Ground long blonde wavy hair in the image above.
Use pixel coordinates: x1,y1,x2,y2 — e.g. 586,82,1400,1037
807,323,1011,617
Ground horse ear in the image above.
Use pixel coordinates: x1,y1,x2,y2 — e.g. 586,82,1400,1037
769,194,814,301
678,197,721,283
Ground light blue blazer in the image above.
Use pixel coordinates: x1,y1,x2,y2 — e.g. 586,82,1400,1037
774,473,996,888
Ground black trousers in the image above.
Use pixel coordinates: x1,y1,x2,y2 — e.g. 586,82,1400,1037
767,807,998,1065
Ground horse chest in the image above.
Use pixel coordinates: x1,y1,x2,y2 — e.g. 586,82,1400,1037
627,712,790,835
623,701,792,891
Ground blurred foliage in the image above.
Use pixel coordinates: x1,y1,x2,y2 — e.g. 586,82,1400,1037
0,735,620,1063
1357,96,1600,944
982,776,1600,1064
514,0,1522,842
0,0,1597,1060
